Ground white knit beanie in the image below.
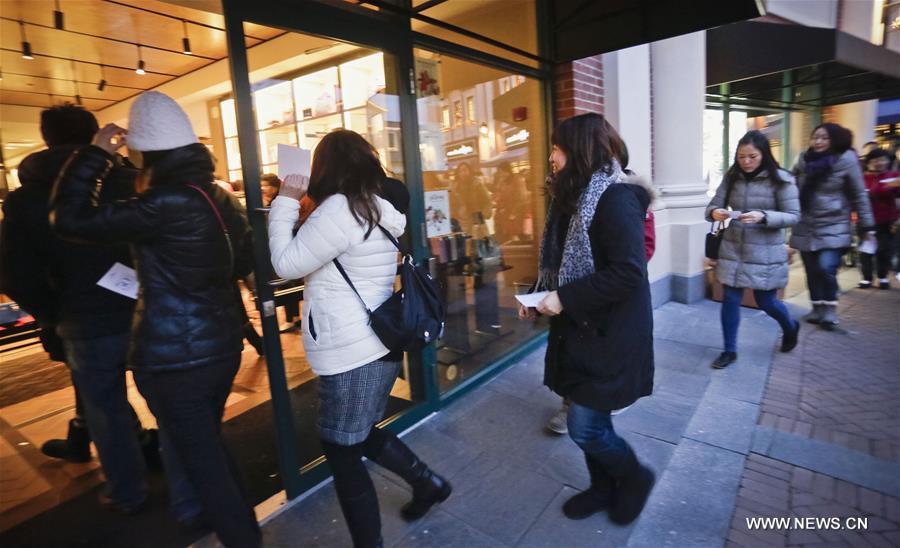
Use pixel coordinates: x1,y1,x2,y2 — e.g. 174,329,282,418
127,91,198,152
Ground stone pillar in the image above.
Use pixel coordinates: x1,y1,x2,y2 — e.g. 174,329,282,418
831,100,879,147
651,31,709,303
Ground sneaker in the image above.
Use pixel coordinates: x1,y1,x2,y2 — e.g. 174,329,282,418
711,352,737,369
546,404,569,435
879,279,890,290
858,280,872,289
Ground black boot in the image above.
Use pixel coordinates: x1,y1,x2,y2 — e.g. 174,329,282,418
41,418,91,463
609,452,655,525
563,454,613,520
780,320,800,353
366,432,451,521
337,488,383,548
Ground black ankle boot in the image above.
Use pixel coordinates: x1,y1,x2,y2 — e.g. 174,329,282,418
366,433,451,521
402,467,452,521
563,455,612,520
609,453,655,525
41,418,91,463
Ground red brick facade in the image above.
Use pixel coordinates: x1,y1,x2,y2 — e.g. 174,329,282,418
553,54,604,122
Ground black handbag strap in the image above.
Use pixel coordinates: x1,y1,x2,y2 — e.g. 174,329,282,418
332,258,372,315
709,180,735,233
332,223,404,315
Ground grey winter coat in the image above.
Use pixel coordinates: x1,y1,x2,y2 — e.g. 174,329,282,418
705,169,800,290
788,150,875,252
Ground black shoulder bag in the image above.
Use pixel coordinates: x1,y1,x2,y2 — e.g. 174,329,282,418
705,182,733,260
333,226,445,352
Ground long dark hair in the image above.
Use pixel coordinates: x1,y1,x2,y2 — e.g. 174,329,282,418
809,123,853,156
725,130,787,187
308,129,384,235
799,123,854,209
549,113,619,214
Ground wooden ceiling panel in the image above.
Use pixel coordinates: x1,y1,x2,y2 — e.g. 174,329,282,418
0,0,285,112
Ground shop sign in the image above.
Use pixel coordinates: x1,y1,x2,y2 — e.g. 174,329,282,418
444,138,477,159
414,58,441,98
424,190,451,237
504,128,529,147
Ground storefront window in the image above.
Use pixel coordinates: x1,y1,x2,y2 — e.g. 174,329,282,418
221,52,402,180
414,48,548,393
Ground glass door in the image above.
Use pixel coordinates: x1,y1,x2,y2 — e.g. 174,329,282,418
221,0,430,498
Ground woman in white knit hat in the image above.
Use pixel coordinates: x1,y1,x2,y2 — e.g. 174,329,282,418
52,91,260,547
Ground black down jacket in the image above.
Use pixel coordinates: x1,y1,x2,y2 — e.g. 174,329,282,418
51,144,253,372
1,145,137,344
544,181,654,412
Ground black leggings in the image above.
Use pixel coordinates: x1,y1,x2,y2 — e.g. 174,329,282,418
320,427,400,548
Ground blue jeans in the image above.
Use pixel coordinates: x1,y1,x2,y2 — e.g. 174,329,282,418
721,286,795,354
64,333,147,506
800,249,843,303
567,402,633,477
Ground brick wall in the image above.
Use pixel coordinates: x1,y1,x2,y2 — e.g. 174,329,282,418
553,54,604,122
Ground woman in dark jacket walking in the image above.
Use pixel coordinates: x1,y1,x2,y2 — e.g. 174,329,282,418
52,92,260,548
521,113,655,525
705,131,801,369
789,123,876,330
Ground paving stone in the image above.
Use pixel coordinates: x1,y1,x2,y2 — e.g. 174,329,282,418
762,429,900,499
393,508,506,548
685,394,759,453
612,390,696,444
438,454,562,546
626,439,746,548
517,486,634,548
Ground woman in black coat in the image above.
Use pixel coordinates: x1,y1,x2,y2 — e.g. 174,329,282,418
52,92,260,548
521,113,655,525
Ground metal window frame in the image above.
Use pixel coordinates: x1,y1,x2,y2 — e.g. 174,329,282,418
220,0,552,500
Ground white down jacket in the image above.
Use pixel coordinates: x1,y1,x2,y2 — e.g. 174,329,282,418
268,193,406,376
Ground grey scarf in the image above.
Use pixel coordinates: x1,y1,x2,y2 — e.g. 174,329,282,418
538,162,623,291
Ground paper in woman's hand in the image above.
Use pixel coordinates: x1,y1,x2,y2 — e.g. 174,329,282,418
97,262,139,299
515,291,549,308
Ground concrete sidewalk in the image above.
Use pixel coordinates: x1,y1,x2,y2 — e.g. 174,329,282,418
260,294,801,547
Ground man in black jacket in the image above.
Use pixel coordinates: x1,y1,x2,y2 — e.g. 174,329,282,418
0,105,150,513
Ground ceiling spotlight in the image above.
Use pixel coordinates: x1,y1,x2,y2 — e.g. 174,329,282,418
54,0,64,30
20,21,33,60
136,45,145,75
182,20,192,55
97,64,107,91
479,122,489,136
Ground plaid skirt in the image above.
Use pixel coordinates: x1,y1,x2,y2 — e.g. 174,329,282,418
317,359,402,445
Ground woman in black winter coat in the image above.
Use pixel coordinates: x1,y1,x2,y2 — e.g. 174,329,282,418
52,92,260,548
520,113,655,525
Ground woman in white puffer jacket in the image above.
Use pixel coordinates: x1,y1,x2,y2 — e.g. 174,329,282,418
268,129,450,548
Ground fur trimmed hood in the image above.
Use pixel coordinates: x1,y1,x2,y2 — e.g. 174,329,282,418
621,173,657,204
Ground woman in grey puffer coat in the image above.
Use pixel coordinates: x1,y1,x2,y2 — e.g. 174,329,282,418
789,123,876,330
705,131,800,369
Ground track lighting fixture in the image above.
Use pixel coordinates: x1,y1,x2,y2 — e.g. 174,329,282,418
20,21,33,60
97,64,107,91
54,0,64,30
136,45,145,75
182,20,192,55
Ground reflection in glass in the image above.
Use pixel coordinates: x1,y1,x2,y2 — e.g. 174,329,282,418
414,48,548,393
221,99,237,138
259,125,299,165
294,67,339,119
339,53,385,109
255,80,296,129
